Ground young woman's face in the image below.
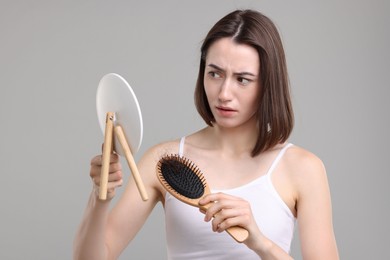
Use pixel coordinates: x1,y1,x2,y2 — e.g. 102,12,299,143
204,37,260,129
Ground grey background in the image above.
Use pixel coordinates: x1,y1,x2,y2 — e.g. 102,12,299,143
0,0,389,259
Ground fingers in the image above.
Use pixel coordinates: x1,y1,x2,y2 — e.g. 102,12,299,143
211,208,250,232
90,154,121,176
91,153,120,167
89,153,123,199
91,170,123,187
199,193,252,232
199,193,242,221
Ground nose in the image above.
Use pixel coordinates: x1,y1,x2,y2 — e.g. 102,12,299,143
218,79,233,102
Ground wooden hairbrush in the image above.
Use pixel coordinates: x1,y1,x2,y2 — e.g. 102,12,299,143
156,154,249,243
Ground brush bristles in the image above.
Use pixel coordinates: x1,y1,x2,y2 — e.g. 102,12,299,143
157,154,206,199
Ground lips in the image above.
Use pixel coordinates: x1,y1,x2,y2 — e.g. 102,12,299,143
216,105,235,111
215,106,237,116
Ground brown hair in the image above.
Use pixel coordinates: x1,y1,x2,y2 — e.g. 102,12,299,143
194,9,294,157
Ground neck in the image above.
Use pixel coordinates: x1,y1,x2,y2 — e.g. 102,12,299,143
206,122,258,157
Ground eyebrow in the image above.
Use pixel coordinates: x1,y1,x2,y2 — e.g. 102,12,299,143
207,63,257,77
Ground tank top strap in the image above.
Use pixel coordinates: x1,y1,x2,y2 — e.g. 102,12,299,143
266,143,293,176
178,136,186,157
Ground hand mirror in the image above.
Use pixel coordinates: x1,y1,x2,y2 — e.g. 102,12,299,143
96,73,148,201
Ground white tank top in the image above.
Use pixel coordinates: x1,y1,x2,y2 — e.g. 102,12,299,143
164,137,296,259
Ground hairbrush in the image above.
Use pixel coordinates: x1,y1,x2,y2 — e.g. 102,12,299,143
156,154,249,243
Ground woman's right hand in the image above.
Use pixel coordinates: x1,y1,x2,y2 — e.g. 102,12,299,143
90,153,123,200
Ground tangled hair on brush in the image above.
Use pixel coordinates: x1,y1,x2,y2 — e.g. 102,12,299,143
194,9,294,157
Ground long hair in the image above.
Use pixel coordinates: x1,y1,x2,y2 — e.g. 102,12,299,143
194,9,294,156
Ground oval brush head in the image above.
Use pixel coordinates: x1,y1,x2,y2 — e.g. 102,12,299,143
158,155,205,199
156,154,209,207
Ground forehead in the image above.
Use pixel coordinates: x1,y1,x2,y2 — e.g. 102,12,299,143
205,37,259,73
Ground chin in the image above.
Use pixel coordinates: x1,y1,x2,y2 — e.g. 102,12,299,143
212,118,240,129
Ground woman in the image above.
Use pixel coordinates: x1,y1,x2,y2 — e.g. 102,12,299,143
74,9,339,259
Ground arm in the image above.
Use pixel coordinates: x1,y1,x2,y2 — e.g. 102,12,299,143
293,152,339,259
73,147,162,260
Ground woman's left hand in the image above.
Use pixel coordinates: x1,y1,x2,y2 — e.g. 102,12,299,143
198,192,264,249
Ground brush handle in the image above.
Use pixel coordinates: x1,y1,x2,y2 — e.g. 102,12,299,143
99,112,115,200
114,125,149,201
200,203,249,243
225,225,249,243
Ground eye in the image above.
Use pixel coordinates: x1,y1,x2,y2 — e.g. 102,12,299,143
208,71,222,79
237,77,251,85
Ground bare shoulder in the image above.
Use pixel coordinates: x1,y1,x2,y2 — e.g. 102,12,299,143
283,145,328,194
138,139,182,171
137,139,181,180
285,145,325,172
